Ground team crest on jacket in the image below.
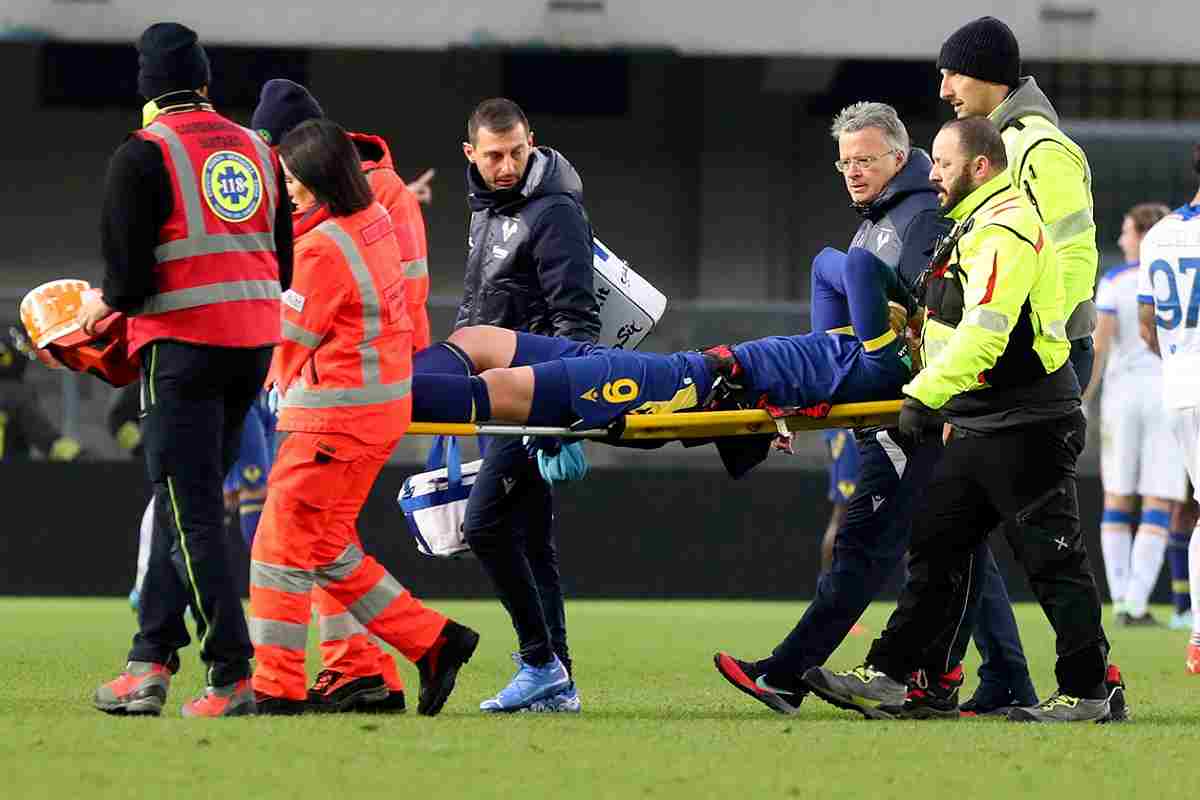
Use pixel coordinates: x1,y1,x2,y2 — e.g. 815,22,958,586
201,150,263,222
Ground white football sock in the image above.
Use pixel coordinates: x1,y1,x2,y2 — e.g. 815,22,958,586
135,498,154,594
1126,524,1168,617
1100,522,1133,607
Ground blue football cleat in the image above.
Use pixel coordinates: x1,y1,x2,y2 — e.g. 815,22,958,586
128,588,140,613
480,654,570,713
521,682,582,713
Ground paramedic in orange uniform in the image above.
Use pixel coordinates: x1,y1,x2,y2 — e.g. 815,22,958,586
249,80,433,711
246,118,479,716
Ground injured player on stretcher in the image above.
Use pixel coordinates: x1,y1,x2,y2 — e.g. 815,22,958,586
409,246,915,475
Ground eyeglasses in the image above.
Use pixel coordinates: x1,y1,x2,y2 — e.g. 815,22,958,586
834,149,899,173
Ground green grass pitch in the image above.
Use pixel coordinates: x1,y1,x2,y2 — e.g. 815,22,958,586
2,597,1198,800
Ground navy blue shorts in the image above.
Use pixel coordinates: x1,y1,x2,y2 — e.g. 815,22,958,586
532,348,714,430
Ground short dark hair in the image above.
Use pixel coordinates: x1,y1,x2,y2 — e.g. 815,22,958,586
942,117,1008,170
278,119,373,217
467,97,530,144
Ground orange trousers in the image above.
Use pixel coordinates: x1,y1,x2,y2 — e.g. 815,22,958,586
249,431,447,700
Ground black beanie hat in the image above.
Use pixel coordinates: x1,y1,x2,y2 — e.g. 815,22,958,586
251,79,325,146
137,22,211,100
937,16,1020,88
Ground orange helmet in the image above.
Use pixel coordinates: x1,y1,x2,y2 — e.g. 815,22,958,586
19,279,140,387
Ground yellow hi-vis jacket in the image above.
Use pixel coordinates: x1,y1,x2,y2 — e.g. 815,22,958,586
904,172,1071,411
990,77,1098,340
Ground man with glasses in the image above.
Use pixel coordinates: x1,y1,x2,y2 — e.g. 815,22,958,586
714,102,951,714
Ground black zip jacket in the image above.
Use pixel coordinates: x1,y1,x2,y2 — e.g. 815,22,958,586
454,147,600,342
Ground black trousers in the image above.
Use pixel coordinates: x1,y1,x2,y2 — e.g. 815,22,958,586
866,411,1108,698
463,435,568,671
128,341,272,686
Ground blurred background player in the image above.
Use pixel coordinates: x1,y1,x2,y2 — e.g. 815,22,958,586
252,79,432,713
1084,202,1187,626
820,430,859,574
0,335,86,463
221,390,274,551
107,383,153,610
1136,153,1200,674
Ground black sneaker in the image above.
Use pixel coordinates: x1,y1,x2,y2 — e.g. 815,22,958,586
253,691,307,716
1120,612,1159,627
415,620,480,716
306,670,390,713
1104,664,1129,723
358,690,407,714
712,652,805,714
879,666,963,720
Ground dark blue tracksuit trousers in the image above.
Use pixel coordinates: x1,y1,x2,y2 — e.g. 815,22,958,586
762,430,943,683
462,436,569,672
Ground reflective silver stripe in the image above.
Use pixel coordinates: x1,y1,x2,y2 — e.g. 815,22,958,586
1046,207,1095,241
249,617,309,650
924,338,948,362
404,257,429,278
348,573,405,623
145,120,276,264
283,378,412,409
139,279,281,315
1045,319,1069,340
154,231,276,262
316,543,365,584
316,220,382,385
250,559,314,594
318,611,367,642
875,430,908,480
147,121,205,248
964,307,1010,332
282,319,323,349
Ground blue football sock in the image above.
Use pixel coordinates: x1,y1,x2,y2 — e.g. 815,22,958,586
238,498,264,548
411,374,491,422
1169,531,1192,613
414,341,476,376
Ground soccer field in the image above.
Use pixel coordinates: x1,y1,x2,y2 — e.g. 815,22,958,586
3,598,1198,800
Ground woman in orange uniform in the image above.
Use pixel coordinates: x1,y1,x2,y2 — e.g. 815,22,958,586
244,119,479,717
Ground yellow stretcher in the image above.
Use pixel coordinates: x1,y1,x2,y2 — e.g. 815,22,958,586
407,400,903,441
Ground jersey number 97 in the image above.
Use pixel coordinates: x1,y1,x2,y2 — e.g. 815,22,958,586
1150,258,1200,330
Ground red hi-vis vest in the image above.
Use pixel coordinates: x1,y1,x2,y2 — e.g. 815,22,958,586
130,108,282,354
275,202,413,444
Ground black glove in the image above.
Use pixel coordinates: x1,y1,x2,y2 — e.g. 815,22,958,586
898,396,940,445
523,435,563,458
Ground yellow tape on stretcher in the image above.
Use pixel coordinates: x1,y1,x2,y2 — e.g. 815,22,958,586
407,400,903,440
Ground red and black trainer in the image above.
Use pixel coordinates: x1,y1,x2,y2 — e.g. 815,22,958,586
1104,664,1129,722
306,670,390,713
713,652,805,714
416,620,480,716
181,678,256,718
880,666,963,720
94,661,173,716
